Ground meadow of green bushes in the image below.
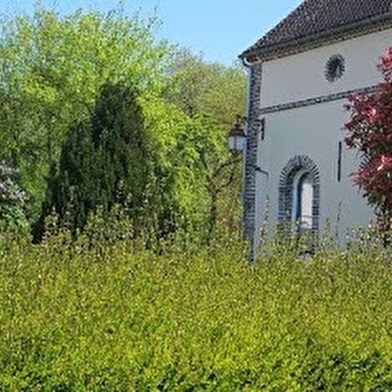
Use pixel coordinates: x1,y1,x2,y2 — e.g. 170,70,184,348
1,223,392,391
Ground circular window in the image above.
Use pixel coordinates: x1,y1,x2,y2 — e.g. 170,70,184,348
325,54,345,82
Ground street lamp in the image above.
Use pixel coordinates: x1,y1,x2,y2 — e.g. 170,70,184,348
227,115,269,176
228,115,246,153
228,115,266,153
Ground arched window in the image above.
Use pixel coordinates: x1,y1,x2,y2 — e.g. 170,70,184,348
293,171,314,231
279,156,320,233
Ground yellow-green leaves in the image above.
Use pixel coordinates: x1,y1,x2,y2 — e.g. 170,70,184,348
1,233,392,389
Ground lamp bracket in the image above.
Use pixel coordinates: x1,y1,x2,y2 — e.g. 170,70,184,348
253,166,269,177
236,115,265,138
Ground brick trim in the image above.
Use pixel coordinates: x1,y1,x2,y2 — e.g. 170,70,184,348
259,85,377,115
243,63,262,262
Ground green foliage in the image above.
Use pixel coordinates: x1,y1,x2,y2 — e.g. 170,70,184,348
164,49,247,239
165,48,247,129
34,82,223,243
32,82,148,240
0,6,170,209
2,226,392,389
140,95,211,237
0,160,28,230
0,7,247,242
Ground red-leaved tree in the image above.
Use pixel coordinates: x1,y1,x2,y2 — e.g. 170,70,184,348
345,48,392,231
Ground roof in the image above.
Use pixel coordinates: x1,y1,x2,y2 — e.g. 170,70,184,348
241,0,392,60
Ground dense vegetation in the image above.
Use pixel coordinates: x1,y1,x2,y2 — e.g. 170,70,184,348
0,6,246,241
1,227,392,390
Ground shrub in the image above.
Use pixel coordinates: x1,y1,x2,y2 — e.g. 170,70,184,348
0,160,28,230
345,48,392,231
1,228,392,389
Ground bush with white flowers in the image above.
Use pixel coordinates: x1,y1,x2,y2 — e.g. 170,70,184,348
0,161,28,229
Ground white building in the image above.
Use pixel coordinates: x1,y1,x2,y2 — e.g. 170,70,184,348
239,0,392,258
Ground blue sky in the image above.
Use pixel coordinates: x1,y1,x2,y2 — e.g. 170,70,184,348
0,0,303,65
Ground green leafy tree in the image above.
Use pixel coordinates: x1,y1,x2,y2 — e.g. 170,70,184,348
139,94,210,240
33,82,212,243
0,6,170,213
165,49,246,128
0,6,247,243
165,49,247,239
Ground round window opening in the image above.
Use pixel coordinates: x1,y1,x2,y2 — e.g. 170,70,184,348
325,54,345,82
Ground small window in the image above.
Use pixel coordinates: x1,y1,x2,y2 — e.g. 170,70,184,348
291,170,314,231
295,173,314,230
325,54,345,82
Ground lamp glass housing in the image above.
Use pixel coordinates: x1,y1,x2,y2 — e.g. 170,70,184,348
228,134,246,152
228,120,246,152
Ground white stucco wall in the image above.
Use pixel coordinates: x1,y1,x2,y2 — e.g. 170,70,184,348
255,102,373,245
254,29,390,248
261,29,392,108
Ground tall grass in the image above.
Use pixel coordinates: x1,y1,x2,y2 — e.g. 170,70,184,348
1,227,392,390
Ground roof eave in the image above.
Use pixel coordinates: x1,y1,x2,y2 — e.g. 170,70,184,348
240,13,392,64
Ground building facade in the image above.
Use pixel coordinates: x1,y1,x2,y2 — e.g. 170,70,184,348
240,0,392,259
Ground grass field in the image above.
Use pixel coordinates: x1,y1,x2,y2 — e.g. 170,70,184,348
1,229,392,390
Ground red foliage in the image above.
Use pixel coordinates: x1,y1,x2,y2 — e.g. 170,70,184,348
345,48,392,227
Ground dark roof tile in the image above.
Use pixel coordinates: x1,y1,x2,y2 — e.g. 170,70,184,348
242,0,392,58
